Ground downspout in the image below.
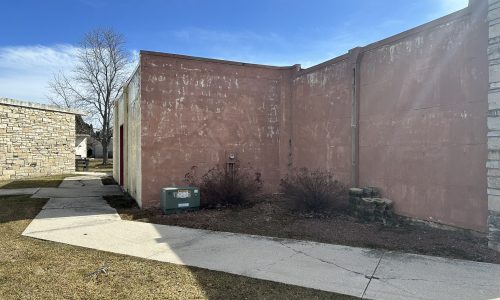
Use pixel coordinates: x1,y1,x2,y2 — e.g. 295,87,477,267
289,64,301,170
350,47,363,187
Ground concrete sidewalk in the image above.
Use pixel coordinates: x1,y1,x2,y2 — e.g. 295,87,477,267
0,188,39,196
18,175,500,299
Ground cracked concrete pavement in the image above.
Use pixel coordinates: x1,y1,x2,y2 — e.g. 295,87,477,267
15,174,500,299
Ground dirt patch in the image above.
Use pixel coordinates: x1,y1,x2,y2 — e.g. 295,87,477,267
101,176,117,185
106,194,500,264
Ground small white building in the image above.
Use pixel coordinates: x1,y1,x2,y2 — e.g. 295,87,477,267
87,136,113,158
75,134,89,158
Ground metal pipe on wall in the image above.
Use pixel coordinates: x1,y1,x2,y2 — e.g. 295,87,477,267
349,47,363,188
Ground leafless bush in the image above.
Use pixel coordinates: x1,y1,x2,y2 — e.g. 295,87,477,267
280,168,347,213
185,164,262,208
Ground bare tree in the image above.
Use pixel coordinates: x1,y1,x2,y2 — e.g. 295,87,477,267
49,28,130,164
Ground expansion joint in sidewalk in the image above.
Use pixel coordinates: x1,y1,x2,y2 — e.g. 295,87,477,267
361,252,384,298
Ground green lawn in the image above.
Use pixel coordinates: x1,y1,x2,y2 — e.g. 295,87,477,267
0,195,354,299
0,174,74,189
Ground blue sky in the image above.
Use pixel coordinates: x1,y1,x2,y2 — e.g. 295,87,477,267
0,0,468,103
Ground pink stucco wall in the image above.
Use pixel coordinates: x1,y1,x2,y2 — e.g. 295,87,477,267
290,56,353,185
139,52,295,207
358,4,488,231
116,2,488,231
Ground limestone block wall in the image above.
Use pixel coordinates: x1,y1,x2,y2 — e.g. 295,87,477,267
488,0,500,251
0,98,79,180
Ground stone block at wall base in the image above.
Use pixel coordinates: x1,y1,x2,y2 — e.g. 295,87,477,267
489,241,500,252
488,211,500,249
349,187,395,225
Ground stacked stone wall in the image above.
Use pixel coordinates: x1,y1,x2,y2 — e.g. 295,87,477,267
0,102,76,180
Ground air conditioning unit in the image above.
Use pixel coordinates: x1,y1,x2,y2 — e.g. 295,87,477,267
160,187,200,214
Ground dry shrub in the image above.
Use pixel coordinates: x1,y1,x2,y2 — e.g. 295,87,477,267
185,164,262,208
280,168,347,213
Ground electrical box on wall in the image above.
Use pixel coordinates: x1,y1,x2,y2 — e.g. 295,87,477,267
160,187,200,214
225,151,237,163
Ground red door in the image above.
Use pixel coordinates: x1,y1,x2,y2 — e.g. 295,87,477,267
119,125,124,186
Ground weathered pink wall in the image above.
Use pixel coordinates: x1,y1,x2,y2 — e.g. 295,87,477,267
139,52,294,207
290,56,353,184
358,6,488,231
285,4,488,231
124,2,488,231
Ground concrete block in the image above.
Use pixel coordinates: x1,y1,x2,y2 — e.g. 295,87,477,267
488,137,500,150
488,169,500,177
489,7,500,22
489,241,500,252
488,108,500,117
490,64,500,84
488,117,500,131
488,131,500,137
489,81,500,90
488,176,500,189
488,91,500,110
490,0,500,11
489,150,500,160
489,227,500,243
488,194,500,212
488,42,500,60
488,211,500,228
487,160,500,169
487,188,500,195
489,22,500,39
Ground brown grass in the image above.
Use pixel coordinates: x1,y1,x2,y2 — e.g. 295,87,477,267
88,159,113,172
0,174,74,189
0,195,353,300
